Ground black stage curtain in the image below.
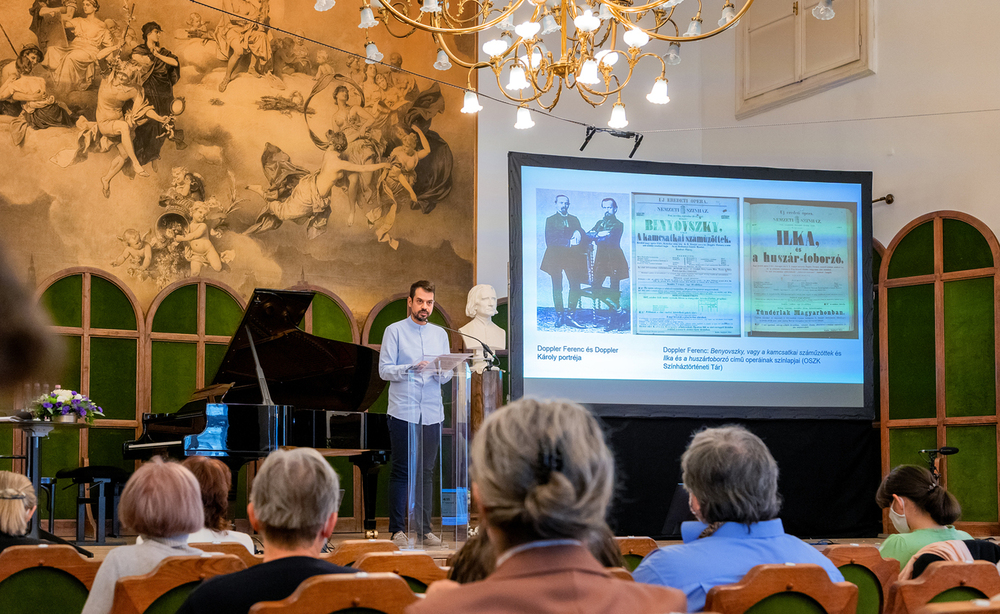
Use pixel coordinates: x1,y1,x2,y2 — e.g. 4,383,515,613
602,417,882,539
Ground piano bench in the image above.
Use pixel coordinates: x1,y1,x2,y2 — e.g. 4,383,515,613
55,466,130,545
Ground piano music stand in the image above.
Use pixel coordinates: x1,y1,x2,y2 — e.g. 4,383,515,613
402,353,471,552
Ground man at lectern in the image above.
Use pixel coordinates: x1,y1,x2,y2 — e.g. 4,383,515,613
378,280,449,548
540,194,588,329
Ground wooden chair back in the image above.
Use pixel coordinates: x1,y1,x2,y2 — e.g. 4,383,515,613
825,544,900,614
189,542,263,568
916,601,1000,614
608,567,634,581
248,572,418,614
614,536,659,572
885,561,1000,614
353,551,448,593
0,544,103,614
323,539,399,567
110,554,246,614
704,563,859,614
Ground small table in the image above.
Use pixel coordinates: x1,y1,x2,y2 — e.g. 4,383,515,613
0,418,86,539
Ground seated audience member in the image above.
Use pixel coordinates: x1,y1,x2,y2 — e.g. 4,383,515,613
181,456,255,553
632,425,843,612
905,539,1000,579
177,448,353,614
0,471,48,551
876,464,970,567
408,398,686,614
448,522,625,584
82,457,205,614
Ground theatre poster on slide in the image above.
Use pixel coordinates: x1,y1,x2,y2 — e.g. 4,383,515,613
744,199,858,338
632,194,741,336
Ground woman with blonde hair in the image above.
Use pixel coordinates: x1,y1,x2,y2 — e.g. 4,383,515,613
408,398,685,614
81,457,204,614
0,471,47,551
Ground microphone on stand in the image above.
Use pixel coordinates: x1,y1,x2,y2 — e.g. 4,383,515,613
434,324,500,371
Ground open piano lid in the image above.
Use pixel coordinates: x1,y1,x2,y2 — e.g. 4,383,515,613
212,288,386,412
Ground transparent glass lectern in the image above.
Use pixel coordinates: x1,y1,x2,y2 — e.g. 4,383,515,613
402,352,471,550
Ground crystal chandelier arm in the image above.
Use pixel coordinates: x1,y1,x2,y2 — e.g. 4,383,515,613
376,0,528,34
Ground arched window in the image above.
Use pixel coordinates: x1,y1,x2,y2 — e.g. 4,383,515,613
880,212,1000,534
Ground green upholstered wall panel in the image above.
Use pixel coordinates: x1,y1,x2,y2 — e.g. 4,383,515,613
58,335,82,392
89,337,137,421
204,343,228,384
205,286,243,337
943,219,994,273
40,428,80,518
89,428,135,473
944,277,995,417
90,276,137,331
41,275,82,328
496,302,509,334
151,341,197,413
889,428,936,469
368,300,407,345
152,284,197,334
376,454,389,517
0,430,12,472
872,250,882,414
328,457,354,517
887,221,934,279
312,294,355,342
946,425,997,522
887,284,935,420
0,567,89,614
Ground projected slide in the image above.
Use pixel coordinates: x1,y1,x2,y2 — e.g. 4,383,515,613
510,153,873,419
633,193,741,336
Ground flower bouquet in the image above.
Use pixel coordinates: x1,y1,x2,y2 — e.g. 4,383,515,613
31,387,104,425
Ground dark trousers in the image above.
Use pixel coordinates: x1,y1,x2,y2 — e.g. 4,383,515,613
550,270,581,313
388,415,441,535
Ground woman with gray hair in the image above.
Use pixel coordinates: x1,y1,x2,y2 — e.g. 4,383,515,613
408,398,685,614
633,425,843,612
0,471,48,552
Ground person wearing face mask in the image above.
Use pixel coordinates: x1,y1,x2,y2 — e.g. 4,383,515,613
875,465,970,566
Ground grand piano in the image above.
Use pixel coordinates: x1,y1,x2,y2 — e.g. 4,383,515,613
124,289,390,537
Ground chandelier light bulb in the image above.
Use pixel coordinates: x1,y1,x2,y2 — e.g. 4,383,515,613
540,13,559,35
646,77,669,104
420,0,442,13
597,3,613,21
574,10,600,33
371,0,383,8
665,42,681,65
359,6,379,28
683,18,702,37
461,91,483,113
812,0,835,20
514,106,535,129
595,49,619,67
496,11,515,31
514,20,542,39
433,49,452,70
608,102,628,128
718,3,736,26
577,59,600,84
482,37,508,56
314,0,335,11
506,64,530,90
520,46,544,69
623,26,650,48
365,42,383,64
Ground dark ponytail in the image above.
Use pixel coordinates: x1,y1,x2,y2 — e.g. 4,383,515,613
876,465,962,525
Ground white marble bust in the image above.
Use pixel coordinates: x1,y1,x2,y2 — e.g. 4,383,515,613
458,284,506,374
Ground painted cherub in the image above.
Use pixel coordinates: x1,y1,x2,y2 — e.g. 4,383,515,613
170,200,234,275
314,50,334,80
185,12,210,39
111,229,152,275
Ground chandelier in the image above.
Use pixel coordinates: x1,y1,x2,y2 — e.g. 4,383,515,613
316,0,836,127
